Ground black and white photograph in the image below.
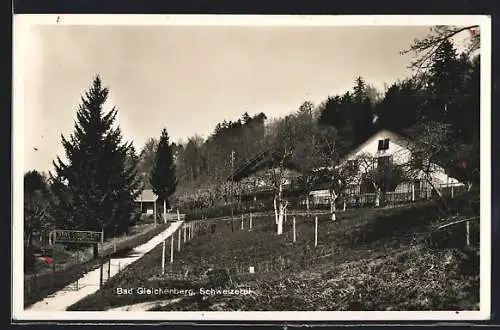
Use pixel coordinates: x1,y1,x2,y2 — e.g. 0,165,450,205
12,14,491,321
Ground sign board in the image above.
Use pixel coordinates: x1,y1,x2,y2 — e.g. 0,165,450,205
50,229,104,245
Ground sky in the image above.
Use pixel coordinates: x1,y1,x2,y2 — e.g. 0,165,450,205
20,22,437,174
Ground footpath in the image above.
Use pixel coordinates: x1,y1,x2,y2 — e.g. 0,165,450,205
26,220,184,311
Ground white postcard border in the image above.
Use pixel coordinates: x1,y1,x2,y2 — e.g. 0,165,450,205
12,14,492,321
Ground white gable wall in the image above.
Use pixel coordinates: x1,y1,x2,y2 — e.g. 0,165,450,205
341,130,462,186
345,131,412,167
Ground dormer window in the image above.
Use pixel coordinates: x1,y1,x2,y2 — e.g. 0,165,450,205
377,138,390,151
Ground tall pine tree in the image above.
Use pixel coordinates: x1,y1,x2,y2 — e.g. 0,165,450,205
150,128,177,222
49,75,141,256
425,39,463,123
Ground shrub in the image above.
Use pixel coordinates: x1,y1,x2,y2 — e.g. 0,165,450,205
24,246,36,271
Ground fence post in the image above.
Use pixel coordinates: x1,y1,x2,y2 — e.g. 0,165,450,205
170,236,174,263
178,230,181,251
51,262,56,289
293,217,296,243
314,216,318,248
162,240,166,275
99,261,104,289
466,221,471,246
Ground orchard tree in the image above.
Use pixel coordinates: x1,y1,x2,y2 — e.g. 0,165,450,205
356,154,407,207
266,116,297,235
292,101,320,212
150,128,177,222
444,133,480,192
49,75,141,258
311,125,357,220
403,121,455,212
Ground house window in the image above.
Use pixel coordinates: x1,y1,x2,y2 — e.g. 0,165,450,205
377,155,393,171
377,138,390,151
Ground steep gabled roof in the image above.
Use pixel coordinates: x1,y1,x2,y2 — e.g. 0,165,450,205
134,189,158,202
338,129,413,165
227,149,301,182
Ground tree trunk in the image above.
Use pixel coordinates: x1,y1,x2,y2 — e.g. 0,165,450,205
330,190,337,221
425,176,450,213
277,203,284,235
93,244,99,259
163,199,167,224
28,232,33,249
273,196,278,225
343,200,346,211
276,181,284,235
374,188,381,207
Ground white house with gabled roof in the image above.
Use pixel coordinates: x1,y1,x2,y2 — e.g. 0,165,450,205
339,129,463,198
308,129,464,205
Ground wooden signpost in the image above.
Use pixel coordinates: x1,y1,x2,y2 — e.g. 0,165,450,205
50,229,104,245
49,229,105,288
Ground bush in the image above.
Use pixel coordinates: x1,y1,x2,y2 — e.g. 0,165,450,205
24,246,36,272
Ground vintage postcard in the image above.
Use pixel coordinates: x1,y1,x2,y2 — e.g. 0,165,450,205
12,14,491,321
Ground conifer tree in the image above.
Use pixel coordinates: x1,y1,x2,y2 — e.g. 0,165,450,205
150,128,177,222
49,75,141,257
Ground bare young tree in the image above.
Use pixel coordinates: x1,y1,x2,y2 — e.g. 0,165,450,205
401,25,480,70
265,116,297,235
292,101,320,214
356,153,407,207
402,121,455,212
310,125,356,221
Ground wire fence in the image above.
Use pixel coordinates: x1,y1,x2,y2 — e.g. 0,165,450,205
184,181,469,219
